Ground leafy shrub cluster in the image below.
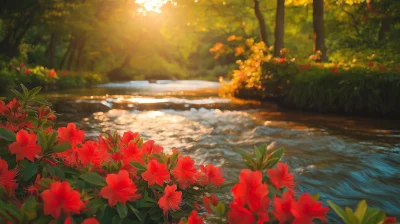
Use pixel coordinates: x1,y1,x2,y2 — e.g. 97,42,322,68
0,60,107,92
0,85,397,223
222,41,400,116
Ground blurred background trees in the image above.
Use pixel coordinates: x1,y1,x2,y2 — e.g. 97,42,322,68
0,0,399,81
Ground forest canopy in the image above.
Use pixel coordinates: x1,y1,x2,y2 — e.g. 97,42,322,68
0,0,399,81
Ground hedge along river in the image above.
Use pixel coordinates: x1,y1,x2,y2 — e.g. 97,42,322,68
42,80,400,221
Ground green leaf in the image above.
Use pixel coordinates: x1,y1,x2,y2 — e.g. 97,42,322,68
128,205,143,223
46,165,66,180
0,128,16,142
264,148,284,169
345,207,359,224
22,163,38,181
112,215,123,224
168,152,179,169
327,200,350,224
37,132,47,150
215,201,225,216
354,200,367,222
86,199,106,216
149,207,163,222
11,89,24,99
131,161,146,170
28,86,42,98
21,196,37,220
234,148,256,169
51,142,71,153
5,203,22,222
255,148,262,161
31,97,51,106
80,172,106,186
117,202,128,219
20,84,29,98
364,208,386,224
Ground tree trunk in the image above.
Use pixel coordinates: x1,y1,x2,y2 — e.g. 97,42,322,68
59,36,73,70
45,34,56,68
378,18,391,41
312,0,327,62
75,37,86,71
253,0,269,47
273,0,285,57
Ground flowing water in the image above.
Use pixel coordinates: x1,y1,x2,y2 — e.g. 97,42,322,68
44,80,400,221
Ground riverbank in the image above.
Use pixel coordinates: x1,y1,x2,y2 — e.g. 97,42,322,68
221,44,400,118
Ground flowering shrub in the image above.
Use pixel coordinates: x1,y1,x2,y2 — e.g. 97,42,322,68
1,60,107,92
221,40,400,116
0,85,397,224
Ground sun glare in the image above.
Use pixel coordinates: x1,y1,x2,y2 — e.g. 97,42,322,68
135,0,172,13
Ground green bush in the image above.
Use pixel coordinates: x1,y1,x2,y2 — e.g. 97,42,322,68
283,67,400,116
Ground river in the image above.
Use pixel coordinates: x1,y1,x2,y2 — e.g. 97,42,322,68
43,80,400,221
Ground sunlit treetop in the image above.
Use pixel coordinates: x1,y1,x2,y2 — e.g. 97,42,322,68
135,0,176,13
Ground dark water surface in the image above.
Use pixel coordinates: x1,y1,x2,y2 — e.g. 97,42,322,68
43,80,400,221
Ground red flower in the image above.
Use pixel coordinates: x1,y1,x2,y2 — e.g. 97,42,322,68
48,69,57,77
273,190,295,224
0,158,17,195
82,218,100,224
121,131,139,145
140,140,163,154
64,217,73,224
142,159,170,186
231,169,269,211
41,181,84,218
379,65,386,71
254,196,270,223
58,123,85,146
24,69,30,75
171,156,197,189
100,170,141,206
77,141,108,166
9,130,41,161
332,67,339,73
120,142,143,163
290,193,329,224
158,184,182,214
188,210,204,224
369,61,375,68
228,202,255,224
202,194,218,214
384,217,397,224
279,58,286,63
267,162,294,189
198,164,224,187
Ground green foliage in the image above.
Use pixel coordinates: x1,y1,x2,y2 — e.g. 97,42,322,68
235,144,284,171
283,66,400,115
327,200,398,224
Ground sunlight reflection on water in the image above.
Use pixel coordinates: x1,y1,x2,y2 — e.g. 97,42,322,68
49,81,400,220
